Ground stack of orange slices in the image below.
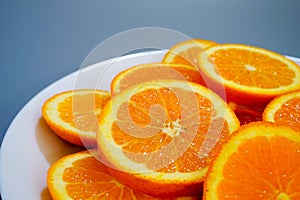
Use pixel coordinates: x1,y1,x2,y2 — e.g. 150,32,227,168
42,38,300,199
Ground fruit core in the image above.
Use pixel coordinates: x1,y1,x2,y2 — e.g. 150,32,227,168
162,119,182,136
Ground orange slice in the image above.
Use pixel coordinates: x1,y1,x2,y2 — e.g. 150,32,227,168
47,150,197,199
162,38,217,67
203,121,300,200
97,80,240,197
42,89,110,147
111,63,206,94
263,90,300,130
197,44,300,108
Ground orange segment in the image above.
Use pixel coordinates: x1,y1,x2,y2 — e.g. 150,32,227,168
263,91,300,130
111,63,206,94
162,39,217,67
97,80,240,197
47,150,197,200
197,44,300,107
204,121,300,200
42,89,110,147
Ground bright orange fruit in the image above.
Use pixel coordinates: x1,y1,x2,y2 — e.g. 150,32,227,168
47,150,197,199
42,89,110,147
162,38,217,67
204,121,300,200
111,63,206,94
97,80,240,197
197,44,300,108
263,90,300,130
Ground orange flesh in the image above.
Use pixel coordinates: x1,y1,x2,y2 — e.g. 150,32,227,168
112,87,231,172
62,156,162,199
117,66,205,92
273,97,300,130
58,93,109,132
210,49,295,88
218,136,300,199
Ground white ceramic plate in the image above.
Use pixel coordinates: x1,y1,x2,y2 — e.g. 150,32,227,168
0,51,300,200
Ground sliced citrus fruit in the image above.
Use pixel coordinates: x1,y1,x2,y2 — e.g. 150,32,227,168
97,80,240,197
111,63,206,94
42,89,110,147
197,44,300,108
47,150,197,200
204,121,300,200
162,38,217,67
263,90,300,130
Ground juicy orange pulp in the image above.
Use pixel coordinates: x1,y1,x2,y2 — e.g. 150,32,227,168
42,90,110,147
272,96,300,129
112,87,232,172
263,91,300,130
48,150,197,199
210,49,295,89
58,93,107,132
204,122,300,200
97,80,240,197
197,44,300,108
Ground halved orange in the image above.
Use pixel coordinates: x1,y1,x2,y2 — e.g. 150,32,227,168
162,38,217,67
97,80,240,197
263,90,300,130
47,150,197,199
197,44,300,108
203,121,300,200
42,89,110,147
111,63,206,94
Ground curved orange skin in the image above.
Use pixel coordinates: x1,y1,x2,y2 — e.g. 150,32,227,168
42,89,110,148
199,67,294,109
225,85,276,108
111,62,207,94
106,167,203,198
262,90,300,130
197,44,300,109
162,38,217,67
42,113,96,147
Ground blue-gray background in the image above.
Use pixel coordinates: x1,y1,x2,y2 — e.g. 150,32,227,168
1,0,300,145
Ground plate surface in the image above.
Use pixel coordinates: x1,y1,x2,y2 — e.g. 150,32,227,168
0,51,300,200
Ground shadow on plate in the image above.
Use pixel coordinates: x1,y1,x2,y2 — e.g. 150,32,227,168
36,117,85,199
40,188,52,200
35,117,85,165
